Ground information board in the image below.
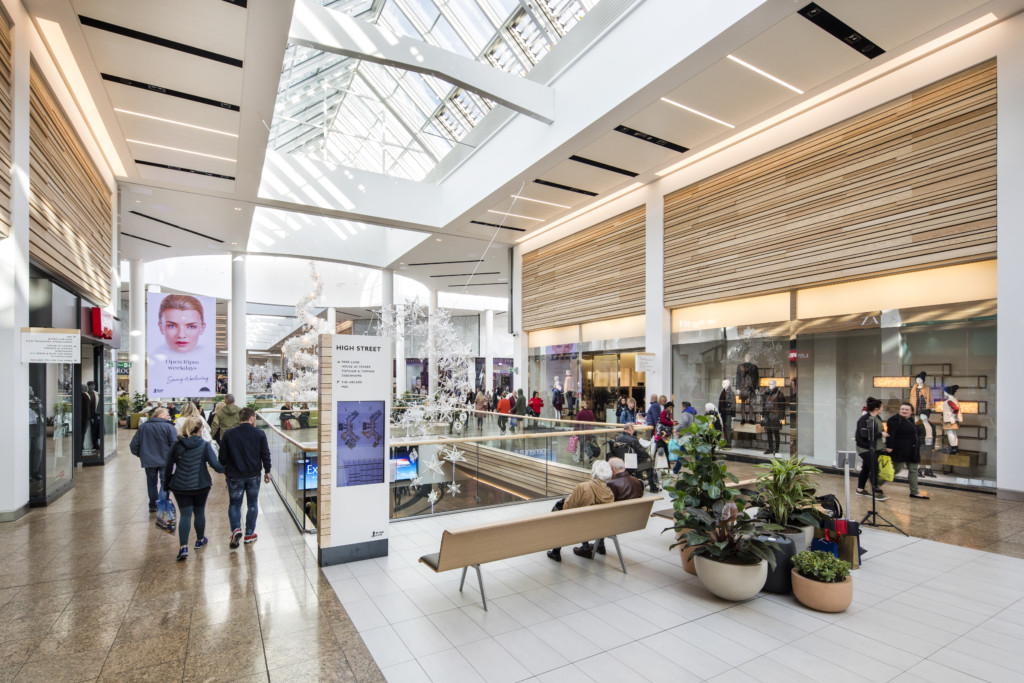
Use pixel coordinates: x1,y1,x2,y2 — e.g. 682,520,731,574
21,328,81,363
636,352,657,374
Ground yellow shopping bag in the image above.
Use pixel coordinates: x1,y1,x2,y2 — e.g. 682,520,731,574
877,454,895,482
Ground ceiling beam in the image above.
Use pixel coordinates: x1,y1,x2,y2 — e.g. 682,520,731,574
289,0,555,124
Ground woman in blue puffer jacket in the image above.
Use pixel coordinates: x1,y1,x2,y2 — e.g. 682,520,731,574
165,415,225,561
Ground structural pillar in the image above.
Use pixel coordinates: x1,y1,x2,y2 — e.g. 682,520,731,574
644,187,672,398
381,269,394,393
395,304,406,395
128,259,146,398
511,245,527,394
484,309,494,393
229,253,247,400
427,289,438,396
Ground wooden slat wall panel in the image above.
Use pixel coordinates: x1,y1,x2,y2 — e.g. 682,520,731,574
457,443,588,497
29,65,112,306
522,206,645,330
318,337,333,551
663,60,997,308
0,16,12,239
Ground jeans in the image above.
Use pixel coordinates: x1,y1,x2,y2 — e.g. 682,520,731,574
145,467,166,508
173,489,210,547
497,415,509,432
893,461,920,495
227,476,261,535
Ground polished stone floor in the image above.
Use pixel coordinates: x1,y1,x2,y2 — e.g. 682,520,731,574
0,430,383,683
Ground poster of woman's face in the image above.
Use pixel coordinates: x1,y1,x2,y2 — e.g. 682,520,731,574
147,292,215,397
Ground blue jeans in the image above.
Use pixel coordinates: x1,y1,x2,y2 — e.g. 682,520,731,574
227,476,261,535
145,467,166,508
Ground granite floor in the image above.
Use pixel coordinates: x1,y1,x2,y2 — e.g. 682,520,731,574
0,430,383,683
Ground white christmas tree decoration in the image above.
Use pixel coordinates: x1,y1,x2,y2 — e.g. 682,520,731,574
272,262,333,403
246,361,274,394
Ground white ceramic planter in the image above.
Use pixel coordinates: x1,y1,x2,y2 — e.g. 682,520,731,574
694,555,767,601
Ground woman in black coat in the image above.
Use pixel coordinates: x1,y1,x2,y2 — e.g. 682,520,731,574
885,402,929,499
165,416,225,560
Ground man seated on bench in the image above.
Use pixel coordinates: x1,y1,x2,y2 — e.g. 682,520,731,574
547,460,613,562
573,456,644,559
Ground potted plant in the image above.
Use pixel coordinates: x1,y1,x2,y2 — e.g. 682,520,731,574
666,415,738,574
677,499,781,601
117,395,130,426
790,550,853,612
753,455,822,592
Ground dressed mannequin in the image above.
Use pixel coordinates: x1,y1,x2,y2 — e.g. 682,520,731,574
718,379,736,448
910,371,929,416
760,379,786,455
735,355,760,424
564,370,575,414
917,409,936,478
704,402,723,433
552,377,564,417
942,385,962,454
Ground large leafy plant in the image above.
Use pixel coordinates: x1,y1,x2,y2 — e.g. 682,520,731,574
791,550,851,583
754,455,821,529
668,415,743,508
675,500,782,568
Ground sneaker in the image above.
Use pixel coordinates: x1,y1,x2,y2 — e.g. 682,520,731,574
148,506,157,513
176,547,188,562
924,470,938,478
229,528,243,549
546,549,561,562
243,533,258,544
910,493,930,499
873,491,889,501
195,536,208,550
573,545,594,559
855,488,871,497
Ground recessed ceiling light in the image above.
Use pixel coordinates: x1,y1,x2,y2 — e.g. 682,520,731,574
726,55,803,94
231,242,237,245
488,210,543,222
659,98,735,128
114,108,238,138
135,200,141,203
233,207,242,211
435,238,442,242
125,139,236,163
510,195,570,209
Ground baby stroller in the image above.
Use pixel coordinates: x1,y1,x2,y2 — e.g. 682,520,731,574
606,439,660,493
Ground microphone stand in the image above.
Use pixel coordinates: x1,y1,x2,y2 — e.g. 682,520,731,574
859,415,908,536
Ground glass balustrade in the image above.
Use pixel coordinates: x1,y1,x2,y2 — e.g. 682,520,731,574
255,410,318,533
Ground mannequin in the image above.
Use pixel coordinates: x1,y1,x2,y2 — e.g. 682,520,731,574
942,385,962,454
917,409,936,478
704,402,723,433
564,370,575,414
552,377,564,417
760,379,787,456
718,379,736,448
735,354,760,424
910,371,929,416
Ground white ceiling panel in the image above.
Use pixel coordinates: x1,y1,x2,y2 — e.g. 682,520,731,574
622,101,728,154
106,85,241,134
115,114,239,160
471,210,543,232
459,222,524,242
540,159,629,195
71,0,248,60
135,163,236,194
731,14,868,95
488,197,564,221
126,140,236,177
81,28,244,104
575,131,681,175
817,0,976,54
504,183,588,209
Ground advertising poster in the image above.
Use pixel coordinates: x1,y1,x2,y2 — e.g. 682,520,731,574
329,336,391,554
147,292,216,397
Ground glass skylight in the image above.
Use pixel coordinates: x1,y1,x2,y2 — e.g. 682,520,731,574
270,0,599,180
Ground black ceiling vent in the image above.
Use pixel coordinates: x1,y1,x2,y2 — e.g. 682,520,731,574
135,160,235,181
129,211,224,243
430,272,501,278
221,0,248,7
103,74,240,111
568,155,638,178
532,179,598,196
614,125,689,154
470,220,526,231
79,16,243,67
447,283,505,288
407,259,484,266
798,3,885,59
122,232,170,248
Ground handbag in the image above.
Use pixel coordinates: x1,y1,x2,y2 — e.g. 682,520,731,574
654,453,668,470
566,435,578,454
877,455,895,482
155,490,176,534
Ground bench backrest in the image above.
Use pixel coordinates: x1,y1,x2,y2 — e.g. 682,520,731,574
430,497,656,572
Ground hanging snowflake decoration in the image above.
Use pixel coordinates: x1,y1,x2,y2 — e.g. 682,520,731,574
272,262,333,403
411,476,422,487
446,482,461,495
426,457,446,476
442,446,467,464
427,489,439,505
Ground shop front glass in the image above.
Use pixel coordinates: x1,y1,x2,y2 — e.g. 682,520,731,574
29,362,76,503
104,349,119,460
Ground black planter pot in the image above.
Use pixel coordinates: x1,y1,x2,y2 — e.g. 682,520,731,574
760,534,796,594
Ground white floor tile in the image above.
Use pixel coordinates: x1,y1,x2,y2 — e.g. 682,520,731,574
498,626,571,676
458,603,525,637
529,618,602,663
573,652,648,683
345,598,390,632
427,607,490,646
382,659,432,683
458,637,532,683
418,648,486,683
405,584,460,615
534,664,595,683
556,612,633,652
607,642,701,683
893,659,988,682
639,630,732,680
392,616,455,658
360,624,415,668
372,591,426,624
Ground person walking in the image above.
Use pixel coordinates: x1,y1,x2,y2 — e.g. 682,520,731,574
219,407,272,547
645,394,661,429
210,393,242,445
617,397,638,425
474,389,487,430
164,416,224,561
886,402,930,499
496,392,511,434
175,400,215,447
129,407,177,512
512,388,528,432
855,397,888,500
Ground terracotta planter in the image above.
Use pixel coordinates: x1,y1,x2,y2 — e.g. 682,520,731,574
791,569,853,612
675,529,698,575
694,555,767,601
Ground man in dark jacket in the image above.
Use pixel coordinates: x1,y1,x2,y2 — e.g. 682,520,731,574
129,407,177,512
613,424,659,493
220,407,272,547
574,456,644,558
886,402,929,499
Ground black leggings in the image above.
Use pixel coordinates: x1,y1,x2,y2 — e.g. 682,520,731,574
857,452,879,490
173,488,210,547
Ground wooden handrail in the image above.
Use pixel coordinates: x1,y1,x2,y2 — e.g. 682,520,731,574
392,426,645,448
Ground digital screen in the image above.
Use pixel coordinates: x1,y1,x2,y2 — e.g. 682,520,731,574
391,447,418,481
297,458,318,491
336,400,385,487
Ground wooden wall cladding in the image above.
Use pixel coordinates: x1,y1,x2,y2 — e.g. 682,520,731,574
318,337,333,551
29,65,112,306
522,206,645,330
0,17,12,240
663,60,996,309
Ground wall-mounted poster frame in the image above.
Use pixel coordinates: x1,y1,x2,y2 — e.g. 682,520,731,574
317,334,391,566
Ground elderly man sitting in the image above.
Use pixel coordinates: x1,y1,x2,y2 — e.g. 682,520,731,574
574,456,644,558
546,459,614,562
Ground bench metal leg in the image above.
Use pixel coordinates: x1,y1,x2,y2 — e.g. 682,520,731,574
609,535,627,574
459,566,468,591
473,565,487,611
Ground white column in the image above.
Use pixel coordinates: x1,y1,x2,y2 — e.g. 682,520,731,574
325,306,336,332
644,187,672,398
0,18,31,519
229,253,247,400
484,309,494,393
998,22,1024,500
511,245,527,394
395,304,406,394
427,289,438,396
128,259,146,398
381,269,394,393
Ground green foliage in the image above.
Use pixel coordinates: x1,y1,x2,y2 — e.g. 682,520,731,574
117,395,130,420
674,500,782,569
791,550,851,583
246,401,260,411
129,391,147,413
668,415,743,509
754,455,822,529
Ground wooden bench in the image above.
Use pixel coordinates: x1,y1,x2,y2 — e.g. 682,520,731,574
419,496,657,610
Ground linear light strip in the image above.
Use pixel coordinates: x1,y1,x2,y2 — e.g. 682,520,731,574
488,210,543,222
727,54,804,94
510,194,570,209
115,108,238,137
660,98,735,128
126,139,236,163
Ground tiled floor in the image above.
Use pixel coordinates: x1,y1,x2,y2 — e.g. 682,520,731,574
0,430,384,683
329,493,1024,683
